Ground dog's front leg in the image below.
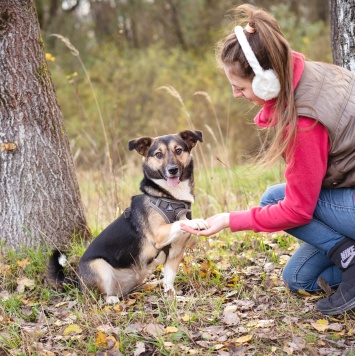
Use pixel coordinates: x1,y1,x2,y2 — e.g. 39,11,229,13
163,249,186,296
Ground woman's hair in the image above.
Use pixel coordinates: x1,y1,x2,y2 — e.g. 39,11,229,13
216,4,297,167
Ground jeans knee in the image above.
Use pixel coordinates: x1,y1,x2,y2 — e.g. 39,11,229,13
282,257,322,292
260,183,286,207
281,266,299,292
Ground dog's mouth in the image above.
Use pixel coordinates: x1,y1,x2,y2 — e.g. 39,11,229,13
161,164,182,187
166,177,180,187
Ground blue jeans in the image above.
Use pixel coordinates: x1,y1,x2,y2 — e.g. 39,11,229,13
260,183,355,292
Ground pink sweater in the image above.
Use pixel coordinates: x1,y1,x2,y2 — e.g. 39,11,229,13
229,52,330,232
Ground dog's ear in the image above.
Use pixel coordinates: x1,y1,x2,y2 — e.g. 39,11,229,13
128,137,153,156
178,130,203,151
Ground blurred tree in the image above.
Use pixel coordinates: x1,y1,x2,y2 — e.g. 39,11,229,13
0,0,90,249
89,0,118,43
330,0,355,72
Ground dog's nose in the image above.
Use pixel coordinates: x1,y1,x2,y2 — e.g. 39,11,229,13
167,165,179,176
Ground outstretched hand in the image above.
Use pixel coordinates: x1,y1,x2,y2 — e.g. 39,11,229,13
180,213,230,237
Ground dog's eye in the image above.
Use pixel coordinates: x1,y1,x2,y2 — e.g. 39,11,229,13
155,152,163,159
176,148,183,155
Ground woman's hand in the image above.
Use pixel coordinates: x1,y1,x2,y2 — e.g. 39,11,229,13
180,213,230,237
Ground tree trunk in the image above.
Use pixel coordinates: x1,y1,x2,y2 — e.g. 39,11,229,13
0,0,90,250
330,0,355,72
89,0,117,42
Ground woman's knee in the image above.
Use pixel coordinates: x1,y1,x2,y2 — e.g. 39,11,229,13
260,183,286,207
282,263,300,292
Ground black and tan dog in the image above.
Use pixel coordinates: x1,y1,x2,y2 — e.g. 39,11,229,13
47,130,208,303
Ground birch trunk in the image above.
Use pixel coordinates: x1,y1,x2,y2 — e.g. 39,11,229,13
330,0,355,71
0,0,90,249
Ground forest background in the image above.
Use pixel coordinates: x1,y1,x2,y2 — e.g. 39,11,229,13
37,0,331,228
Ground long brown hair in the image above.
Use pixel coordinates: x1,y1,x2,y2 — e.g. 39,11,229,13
216,4,297,167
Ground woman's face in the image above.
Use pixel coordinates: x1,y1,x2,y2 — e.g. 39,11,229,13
223,65,265,106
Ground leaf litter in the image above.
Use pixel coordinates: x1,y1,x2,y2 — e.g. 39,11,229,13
0,232,355,355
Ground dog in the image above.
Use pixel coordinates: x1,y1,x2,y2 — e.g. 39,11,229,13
47,130,208,303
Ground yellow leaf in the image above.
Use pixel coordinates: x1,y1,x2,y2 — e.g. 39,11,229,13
199,271,207,278
63,324,83,335
297,289,312,296
236,334,253,343
317,319,329,325
165,326,179,334
95,331,107,347
311,319,329,332
113,304,122,312
181,314,191,322
17,259,30,268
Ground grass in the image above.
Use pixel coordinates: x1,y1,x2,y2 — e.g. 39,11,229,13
1,165,355,355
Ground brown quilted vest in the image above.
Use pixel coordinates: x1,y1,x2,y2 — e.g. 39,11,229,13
294,61,355,188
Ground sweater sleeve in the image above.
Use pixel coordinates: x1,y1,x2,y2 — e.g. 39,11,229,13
229,118,330,232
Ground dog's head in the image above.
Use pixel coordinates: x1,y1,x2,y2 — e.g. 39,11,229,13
128,130,202,187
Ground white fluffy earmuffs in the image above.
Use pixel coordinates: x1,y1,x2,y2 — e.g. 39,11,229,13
234,26,280,101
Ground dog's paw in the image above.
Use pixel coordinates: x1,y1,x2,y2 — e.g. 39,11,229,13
105,295,120,304
181,218,209,231
164,284,176,298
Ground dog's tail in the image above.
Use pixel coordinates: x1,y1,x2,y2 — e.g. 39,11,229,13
47,249,79,289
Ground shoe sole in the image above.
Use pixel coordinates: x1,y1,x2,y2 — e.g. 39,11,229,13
316,297,355,315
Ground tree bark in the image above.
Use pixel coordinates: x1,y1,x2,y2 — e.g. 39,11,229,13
0,0,90,250
330,0,355,72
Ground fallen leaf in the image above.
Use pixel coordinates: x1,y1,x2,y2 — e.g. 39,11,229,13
17,259,30,268
106,335,118,349
134,341,145,356
327,323,343,332
297,290,312,297
246,319,274,328
63,324,83,336
181,314,192,322
113,304,122,312
223,311,240,326
95,331,107,347
235,335,253,343
311,319,329,332
55,301,68,308
124,298,136,306
145,323,164,337
16,278,35,293
165,326,179,334
288,336,306,351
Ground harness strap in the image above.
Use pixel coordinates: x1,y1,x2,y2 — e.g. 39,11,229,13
123,195,192,223
149,196,192,223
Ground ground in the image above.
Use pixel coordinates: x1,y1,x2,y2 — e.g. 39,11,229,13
0,231,354,355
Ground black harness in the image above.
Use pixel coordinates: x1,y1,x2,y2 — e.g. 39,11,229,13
124,195,192,223
149,196,192,223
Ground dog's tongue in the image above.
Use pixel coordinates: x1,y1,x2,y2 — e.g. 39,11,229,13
167,177,180,186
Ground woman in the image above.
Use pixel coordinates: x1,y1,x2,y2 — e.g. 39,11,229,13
181,4,355,316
